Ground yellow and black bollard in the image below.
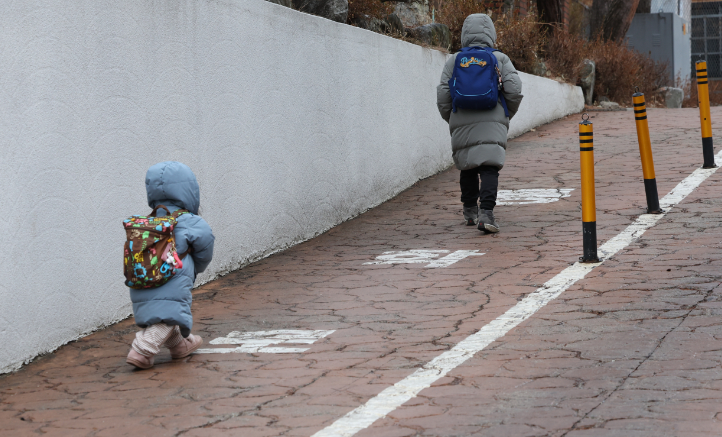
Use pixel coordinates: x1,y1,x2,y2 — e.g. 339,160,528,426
696,61,717,168
632,89,663,214
579,113,599,263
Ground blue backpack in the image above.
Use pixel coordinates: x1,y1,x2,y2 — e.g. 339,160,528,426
449,46,509,117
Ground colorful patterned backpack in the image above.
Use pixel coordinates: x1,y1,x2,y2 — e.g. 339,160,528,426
123,205,190,289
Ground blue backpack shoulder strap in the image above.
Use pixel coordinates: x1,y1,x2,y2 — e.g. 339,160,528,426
482,48,510,118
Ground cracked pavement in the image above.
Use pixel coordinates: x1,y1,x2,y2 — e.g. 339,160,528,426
2,108,722,436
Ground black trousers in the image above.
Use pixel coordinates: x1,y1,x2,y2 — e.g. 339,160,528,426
460,165,499,210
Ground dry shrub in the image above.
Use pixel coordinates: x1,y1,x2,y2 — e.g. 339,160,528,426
436,3,542,69
679,74,694,107
680,77,722,108
347,0,394,23
544,28,668,105
544,26,586,82
436,0,494,52
494,11,545,75
587,38,668,105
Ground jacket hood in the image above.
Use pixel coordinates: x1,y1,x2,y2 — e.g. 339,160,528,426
461,14,496,48
145,161,200,214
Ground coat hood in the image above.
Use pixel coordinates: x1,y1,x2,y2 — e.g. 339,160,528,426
145,161,201,214
461,14,496,48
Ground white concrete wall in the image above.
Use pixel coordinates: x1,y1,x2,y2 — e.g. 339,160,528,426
509,72,585,139
0,0,583,374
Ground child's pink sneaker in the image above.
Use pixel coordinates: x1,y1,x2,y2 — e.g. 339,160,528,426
126,349,154,369
169,334,203,359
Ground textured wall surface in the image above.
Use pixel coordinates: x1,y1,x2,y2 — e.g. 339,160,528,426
0,0,452,374
508,72,585,139
0,0,582,373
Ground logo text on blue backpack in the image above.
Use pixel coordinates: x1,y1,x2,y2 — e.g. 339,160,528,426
460,57,487,68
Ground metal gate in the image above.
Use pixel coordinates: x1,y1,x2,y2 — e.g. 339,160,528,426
692,1,722,78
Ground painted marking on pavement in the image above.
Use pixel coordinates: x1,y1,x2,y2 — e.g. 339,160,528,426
313,154,722,437
496,188,574,205
363,250,484,268
195,330,335,354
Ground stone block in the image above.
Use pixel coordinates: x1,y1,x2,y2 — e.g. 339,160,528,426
292,0,348,22
600,101,621,110
407,23,451,50
664,87,684,109
580,59,595,106
352,13,405,36
394,1,431,28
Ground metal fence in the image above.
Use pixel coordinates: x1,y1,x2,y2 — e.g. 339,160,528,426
692,2,722,78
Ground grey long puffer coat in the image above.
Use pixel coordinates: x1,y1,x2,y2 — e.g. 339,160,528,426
129,161,215,337
437,14,524,170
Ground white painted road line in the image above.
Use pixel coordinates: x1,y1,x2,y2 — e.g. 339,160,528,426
312,154,722,437
496,188,574,205
195,330,335,354
425,250,484,268
363,250,484,268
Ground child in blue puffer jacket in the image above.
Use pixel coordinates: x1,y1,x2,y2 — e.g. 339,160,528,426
126,161,215,369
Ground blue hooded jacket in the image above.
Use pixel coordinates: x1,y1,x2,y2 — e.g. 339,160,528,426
129,161,215,337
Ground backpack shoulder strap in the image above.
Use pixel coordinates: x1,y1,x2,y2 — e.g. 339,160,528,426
171,209,190,219
450,51,466,113
178,246,193,259
483,48,510,118
498,92,510,118
170,209,192,259
483,48,503,62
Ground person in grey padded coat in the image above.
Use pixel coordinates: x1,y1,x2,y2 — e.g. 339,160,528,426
437,14,523,233
126,161,215,369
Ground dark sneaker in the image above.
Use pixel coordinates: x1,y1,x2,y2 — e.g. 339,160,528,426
463,205,478,226
478,209,499,233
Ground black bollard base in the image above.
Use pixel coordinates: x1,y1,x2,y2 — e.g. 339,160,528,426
580,221,600,263
643,178,663,214
702,137,717,168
